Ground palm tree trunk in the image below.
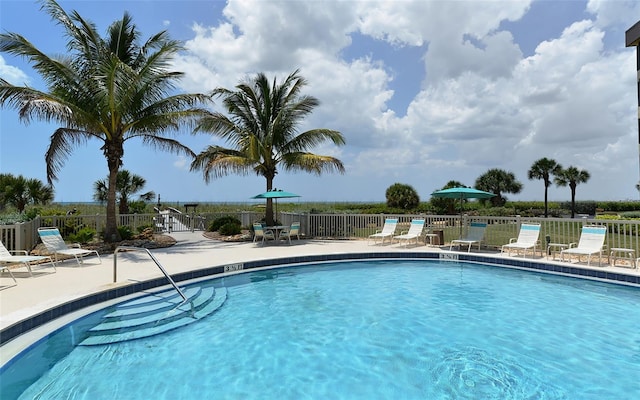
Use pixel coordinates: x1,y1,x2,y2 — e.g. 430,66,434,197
265,178,274,226
544,185,549,218
105,166,120,242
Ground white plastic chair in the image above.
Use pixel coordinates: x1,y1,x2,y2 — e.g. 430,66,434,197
449,222,487,252
279,222,301,244
0,240,56,277
253,223,275,244
37,227,101,266
393,219,425,247
501,223,541,258
560,225,607,266
368,218,398,245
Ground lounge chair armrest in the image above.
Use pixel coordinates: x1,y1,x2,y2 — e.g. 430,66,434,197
9,250,28,256
567,242,577,249
508,238,517,243
69,243,82,248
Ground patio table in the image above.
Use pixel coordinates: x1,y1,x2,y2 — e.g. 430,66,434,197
266,225,288,241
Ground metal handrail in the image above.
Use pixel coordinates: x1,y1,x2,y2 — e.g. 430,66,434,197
113,246,187,302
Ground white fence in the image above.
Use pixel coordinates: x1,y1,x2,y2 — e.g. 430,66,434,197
2,212,640,256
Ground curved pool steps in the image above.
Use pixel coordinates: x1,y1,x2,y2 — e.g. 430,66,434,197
80,286,227,346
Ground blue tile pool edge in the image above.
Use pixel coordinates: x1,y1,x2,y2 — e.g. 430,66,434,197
1,251,639,347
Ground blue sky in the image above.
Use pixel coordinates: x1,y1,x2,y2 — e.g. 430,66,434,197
1,0,639,204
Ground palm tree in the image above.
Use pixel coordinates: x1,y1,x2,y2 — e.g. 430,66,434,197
0,173,54,212
0,0,211,241
554,166,590,218
94,170,155,214
385,183,420,210
475,169,523,207
191,70,346,225
527,158,562,217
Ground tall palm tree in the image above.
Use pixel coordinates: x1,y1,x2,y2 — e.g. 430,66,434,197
554,166,590,218
0,0,211,241
191,70,346,225
94,170,155,214
527,157,562,217
0,173,54,212
475,169,523,207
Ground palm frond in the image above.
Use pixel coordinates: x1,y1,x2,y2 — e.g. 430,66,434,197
282,128,346,153
136,135,195,158
190,146,253,183
281,152,345,175
45,127,95,183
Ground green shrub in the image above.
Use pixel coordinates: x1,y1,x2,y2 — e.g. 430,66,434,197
386,183,420,210
136,224,154,233
219,222,241,235
68,227,96,244
209,216,241,232
117,225,134,240
128,201,149,214
596,201,640,212
560,201,597,215
0,212,31,225
619,211,640,219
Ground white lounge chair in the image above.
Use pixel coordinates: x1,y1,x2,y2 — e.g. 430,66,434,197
253,223,275,244
393,219,425,247
501,223,541,258
368,218,398,245
0,240,56,277
561,225,607,266
449,222,487,252
37,227,102,266
0,264,17,286
279,222,301,244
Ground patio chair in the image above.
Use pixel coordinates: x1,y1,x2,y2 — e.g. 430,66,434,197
279,222,301,244
560,225,607,266
1,240,56,277
0,264,17,286
37,227,101,267
500,223,541,258
368,218,398,245
253,223,275,244
449,222,487,252
393,219,425,247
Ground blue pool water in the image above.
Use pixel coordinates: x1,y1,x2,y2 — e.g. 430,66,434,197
2,260,640,399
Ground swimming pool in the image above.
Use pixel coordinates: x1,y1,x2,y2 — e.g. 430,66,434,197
2,259,640,399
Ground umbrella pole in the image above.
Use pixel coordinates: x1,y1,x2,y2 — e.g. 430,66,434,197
459,195,463,238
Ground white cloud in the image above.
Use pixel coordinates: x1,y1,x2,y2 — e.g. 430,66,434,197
0,55,30,86
171,0,637,200
587,0,640,30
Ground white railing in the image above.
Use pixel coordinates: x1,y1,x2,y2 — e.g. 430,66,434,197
1,212,639,256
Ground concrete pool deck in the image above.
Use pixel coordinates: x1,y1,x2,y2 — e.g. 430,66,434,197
2,231,639,336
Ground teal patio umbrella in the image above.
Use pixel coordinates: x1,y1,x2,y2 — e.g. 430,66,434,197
252,189,301,222
431,187,495,236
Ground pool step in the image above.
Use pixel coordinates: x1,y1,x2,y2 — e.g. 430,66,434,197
79,285,227,346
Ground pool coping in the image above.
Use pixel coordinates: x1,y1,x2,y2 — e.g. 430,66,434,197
2,250,639,348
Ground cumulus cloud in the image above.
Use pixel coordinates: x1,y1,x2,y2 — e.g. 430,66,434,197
0,55,30,86
170,0,637,200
